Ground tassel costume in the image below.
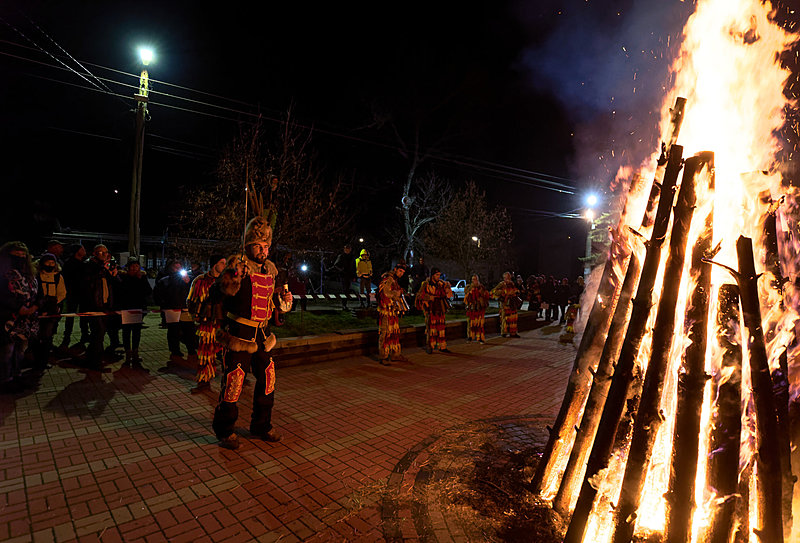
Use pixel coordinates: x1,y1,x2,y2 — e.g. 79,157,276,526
415,278,452,351
491,279,520,336
377,271,404,359
187,273,221,383
464,283,490,341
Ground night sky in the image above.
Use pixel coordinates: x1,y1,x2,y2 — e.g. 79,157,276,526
1,0,699,276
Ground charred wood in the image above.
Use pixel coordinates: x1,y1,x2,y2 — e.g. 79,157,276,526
612,152,711,543
552,252,642,516
665,193,714,543
563,144,683,543
702,284,743,543
736,235,783,543
533,98,687,497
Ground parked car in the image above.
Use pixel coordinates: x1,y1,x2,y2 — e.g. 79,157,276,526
449,279,466,301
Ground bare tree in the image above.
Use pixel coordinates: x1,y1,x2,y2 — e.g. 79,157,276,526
174,111,352,258
396,172,452,259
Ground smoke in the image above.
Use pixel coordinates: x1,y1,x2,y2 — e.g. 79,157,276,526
514,0,696,190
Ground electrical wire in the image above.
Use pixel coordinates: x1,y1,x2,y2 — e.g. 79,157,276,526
1,40,583,193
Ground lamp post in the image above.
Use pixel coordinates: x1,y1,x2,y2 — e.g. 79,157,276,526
128,47,153,258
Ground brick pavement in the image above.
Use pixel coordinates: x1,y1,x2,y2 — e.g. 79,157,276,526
0,313,577,542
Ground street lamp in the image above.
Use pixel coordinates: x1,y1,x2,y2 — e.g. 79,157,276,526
471,235,481,248
128,46,154,258
584,204,597,278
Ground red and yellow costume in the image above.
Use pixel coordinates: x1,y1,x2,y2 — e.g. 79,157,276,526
377,270,406,360
491,279,520,336
187,273,221,384
210,218,292,445
464,282,490,342
415,277,452,351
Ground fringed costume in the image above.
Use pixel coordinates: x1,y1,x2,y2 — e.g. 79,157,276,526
377,270,405,361
415,276,452,352
491,279,520,337
187,273,222,386
464,282,490,342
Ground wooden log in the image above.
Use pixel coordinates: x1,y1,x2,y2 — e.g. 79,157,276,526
612,152,711,543
758,191,794,538
736,235,783,543
734,461,752,543
665,192,714,542
552,251,642,515
771,351,793,540
563,143,683,543
702,284,744,543
532,97,687,496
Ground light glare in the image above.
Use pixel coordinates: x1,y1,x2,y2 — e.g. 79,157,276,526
139,47,154,65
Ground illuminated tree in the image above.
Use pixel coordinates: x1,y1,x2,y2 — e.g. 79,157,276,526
423,181,513,277
174,111,351,258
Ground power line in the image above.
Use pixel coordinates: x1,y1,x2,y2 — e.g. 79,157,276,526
2,41,583,193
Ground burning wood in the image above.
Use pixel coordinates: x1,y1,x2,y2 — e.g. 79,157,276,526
532,99,687,499
611,153,714,543
532,1,800,541
563,144,683,543
702,284,743,543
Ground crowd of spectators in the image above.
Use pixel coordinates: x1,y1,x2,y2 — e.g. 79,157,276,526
1,237,589,393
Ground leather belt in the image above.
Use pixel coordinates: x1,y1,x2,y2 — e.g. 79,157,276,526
226,312,268,328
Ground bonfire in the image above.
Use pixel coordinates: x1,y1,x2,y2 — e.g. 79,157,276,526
532,1,800,542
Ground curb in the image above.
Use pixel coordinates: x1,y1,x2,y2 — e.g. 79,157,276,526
271,311,546,367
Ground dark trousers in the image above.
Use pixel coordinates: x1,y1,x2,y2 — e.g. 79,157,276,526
87,316,107,366
212,334,275,439
341,278,351,308
167,321,197,355
34,317,60,369
61,298,89,345
107,314,122,348
122,324,143,351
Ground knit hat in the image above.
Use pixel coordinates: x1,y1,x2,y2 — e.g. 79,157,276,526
430,267,440,277
39,252,57,263
244,217,272,246
209,254,226,267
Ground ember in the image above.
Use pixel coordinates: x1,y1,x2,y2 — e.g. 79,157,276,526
531,1,800,542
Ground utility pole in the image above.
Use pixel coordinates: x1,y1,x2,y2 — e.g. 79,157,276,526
128,48,153,257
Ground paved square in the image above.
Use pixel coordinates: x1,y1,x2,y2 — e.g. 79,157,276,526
0,314,576,542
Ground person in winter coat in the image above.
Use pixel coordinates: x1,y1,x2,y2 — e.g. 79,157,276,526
0,242,39,392
79,244,115,371
355,249,373,307
540,276,558,321
59,244,88,349
34,253,66,371
117,258,152,370
556,277,572,325
332,244,356,309
154,260,196,359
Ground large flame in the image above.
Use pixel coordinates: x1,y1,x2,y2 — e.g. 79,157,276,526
578,0,798,541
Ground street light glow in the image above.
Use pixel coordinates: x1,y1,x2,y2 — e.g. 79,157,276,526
586,194,598,207
300,264,309,272
139,47,154,66
471,236,479,242
585,209,595,221
358,238,364,243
